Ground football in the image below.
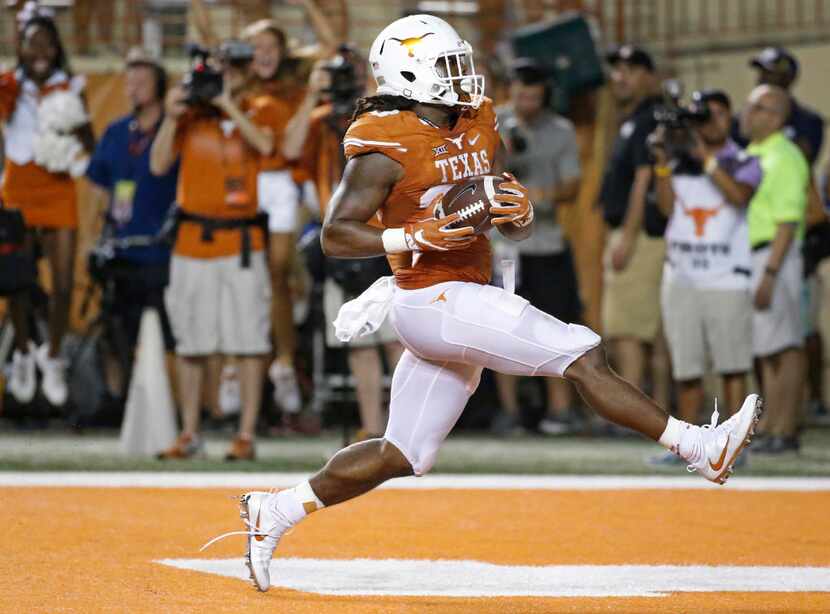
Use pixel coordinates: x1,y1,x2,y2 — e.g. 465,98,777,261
434,175,504,235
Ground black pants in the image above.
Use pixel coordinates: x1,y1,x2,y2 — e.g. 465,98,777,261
108,260,175,351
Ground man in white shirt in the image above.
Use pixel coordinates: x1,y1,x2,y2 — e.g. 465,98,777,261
651,90,762,462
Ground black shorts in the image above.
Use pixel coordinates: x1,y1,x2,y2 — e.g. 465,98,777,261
108,260,176,351
518,247,582,324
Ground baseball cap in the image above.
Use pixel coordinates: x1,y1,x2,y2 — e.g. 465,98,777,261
605,44,655,72
749,47,799,78
509,57,548,83
691,88,731,109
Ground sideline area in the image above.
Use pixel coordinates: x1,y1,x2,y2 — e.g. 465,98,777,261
2,428,830,475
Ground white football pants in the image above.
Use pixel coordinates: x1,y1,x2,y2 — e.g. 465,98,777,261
384,281,600,475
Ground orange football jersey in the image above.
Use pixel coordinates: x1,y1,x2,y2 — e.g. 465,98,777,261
342,98,501,290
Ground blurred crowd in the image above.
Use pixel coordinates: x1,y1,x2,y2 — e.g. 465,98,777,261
0,1,828,462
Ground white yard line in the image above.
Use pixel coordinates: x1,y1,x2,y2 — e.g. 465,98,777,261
1,471,829,490
156,558,830,596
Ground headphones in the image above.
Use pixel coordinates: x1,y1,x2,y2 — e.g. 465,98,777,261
151,63,168,102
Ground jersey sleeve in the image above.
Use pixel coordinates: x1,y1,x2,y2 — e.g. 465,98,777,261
342,112,410,166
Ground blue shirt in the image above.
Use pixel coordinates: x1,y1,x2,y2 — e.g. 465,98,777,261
86,114,179,264
784,99,824,165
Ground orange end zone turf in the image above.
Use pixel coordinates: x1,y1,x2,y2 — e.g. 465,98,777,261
2,486,829,613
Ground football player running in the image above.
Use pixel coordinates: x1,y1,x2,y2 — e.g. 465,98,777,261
206,15,762,592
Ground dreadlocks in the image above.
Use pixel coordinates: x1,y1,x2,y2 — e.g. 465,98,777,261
351,94,418,122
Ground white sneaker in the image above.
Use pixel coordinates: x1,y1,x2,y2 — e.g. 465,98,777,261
35,343,68,406
218,365,241,416
199,491,292,592
269,361,301,413
8,342,36,403
685,394,763,485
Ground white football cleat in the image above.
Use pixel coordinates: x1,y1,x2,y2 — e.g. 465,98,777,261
686,394,763,485
241,491,291,592
200,491,293,592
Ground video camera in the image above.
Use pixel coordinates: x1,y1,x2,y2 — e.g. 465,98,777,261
650,80,711,170
321,46,362,118
182,40,254,106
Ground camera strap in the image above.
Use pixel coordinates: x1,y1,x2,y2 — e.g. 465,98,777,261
218,112,252,209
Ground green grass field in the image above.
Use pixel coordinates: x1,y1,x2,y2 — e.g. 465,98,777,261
1,426,829,476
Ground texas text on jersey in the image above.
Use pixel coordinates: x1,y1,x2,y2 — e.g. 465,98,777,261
342,98,501,289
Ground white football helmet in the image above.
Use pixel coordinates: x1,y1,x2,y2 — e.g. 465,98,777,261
368,14,485,109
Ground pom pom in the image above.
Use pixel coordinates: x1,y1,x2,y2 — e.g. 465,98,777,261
37,89,88,133
32,131,84,174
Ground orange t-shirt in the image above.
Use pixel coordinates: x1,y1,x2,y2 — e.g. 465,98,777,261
173,95,291,258
256,79,307,175
300,104,348,217
342,98,501,290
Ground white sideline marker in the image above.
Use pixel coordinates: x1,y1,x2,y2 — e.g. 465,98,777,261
156,558,830,597
1,472,830,491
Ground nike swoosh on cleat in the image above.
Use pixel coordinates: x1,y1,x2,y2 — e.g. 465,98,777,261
709,435,730,472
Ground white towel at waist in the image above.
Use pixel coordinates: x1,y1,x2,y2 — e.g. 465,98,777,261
333,275,396,342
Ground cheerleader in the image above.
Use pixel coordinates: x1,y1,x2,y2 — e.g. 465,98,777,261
0,10,95,406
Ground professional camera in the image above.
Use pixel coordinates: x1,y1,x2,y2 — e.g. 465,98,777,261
653,80,710,128
650,80,711,172
182,40,254,106
182,45,222,106
321,47,362,117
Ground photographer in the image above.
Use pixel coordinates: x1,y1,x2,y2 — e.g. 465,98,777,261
491,58,582,436
190,1,337,421
301,45,402,441
150,40,288,461
650,90,761,463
